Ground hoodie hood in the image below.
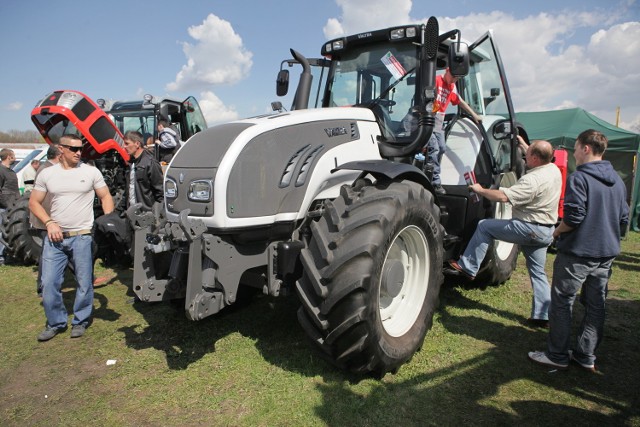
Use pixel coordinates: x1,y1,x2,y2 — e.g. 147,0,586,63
576,160,618,186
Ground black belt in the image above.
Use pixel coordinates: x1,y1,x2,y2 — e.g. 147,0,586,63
529,222,555,227
62,229,92,238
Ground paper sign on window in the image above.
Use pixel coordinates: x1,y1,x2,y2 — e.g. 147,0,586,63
381,51,406,80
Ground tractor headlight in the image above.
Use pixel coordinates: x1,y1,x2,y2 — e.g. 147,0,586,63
165,178,177,198
390,28,405,39
188,179,213,202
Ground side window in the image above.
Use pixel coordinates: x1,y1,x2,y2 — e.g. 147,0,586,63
465,33,515,172
183,96,207,139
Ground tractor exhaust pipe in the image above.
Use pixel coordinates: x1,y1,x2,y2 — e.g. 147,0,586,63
290,49,312,110
379,17,439,160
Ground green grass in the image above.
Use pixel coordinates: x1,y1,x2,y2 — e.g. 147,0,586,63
1,233,639,426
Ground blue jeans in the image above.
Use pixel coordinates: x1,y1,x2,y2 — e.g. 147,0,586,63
41,234,94,329
426,130,446,185
546,253,613,366
457,218,554,319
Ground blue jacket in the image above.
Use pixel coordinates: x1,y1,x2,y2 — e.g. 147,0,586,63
556,160,629,258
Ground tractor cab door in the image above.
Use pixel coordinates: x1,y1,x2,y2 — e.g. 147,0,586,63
464,31,520,176
441,31,520,188
181,96,207,140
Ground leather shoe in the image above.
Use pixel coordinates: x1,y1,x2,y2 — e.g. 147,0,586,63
528,351,568,369
71,324,87,338
525,318,549,328
569,350,596,372
446,260,475,280
37,325,67,342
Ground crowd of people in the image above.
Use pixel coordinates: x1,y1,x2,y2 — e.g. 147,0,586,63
0,115,630,373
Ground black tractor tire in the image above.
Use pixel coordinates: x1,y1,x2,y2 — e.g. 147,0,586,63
296,179,444,375
474,201,519,286
472,160,524,287
1,194,42,265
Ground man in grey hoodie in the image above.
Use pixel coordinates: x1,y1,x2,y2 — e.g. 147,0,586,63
528,129,629,372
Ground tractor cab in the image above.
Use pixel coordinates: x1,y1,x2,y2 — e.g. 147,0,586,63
100,95,207,164
276,22,525,274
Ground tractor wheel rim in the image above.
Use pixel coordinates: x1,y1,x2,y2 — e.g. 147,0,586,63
379,225,429,337
494,201,516,260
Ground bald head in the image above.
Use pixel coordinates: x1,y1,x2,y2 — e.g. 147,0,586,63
528,140,554,164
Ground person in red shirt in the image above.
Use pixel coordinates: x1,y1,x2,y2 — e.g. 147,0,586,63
427,68,481,194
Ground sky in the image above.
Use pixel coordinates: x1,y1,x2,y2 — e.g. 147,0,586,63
1,0,639,134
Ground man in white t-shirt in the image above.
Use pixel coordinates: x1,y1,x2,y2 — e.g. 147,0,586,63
29,134,114,341
447,137,562,326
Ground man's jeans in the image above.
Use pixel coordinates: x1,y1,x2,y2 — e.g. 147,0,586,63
458,218,554,319
426,131,446,185
41,234,94,329
546,253,613,366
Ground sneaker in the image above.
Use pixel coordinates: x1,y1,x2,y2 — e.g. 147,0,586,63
70,324,87,339
528,351,568,369
525,318,549,329
446,260,475,280
434,184,446,195
568,350,596,372
37,325,66,342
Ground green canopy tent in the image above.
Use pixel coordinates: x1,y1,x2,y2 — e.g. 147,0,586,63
517,108,640,231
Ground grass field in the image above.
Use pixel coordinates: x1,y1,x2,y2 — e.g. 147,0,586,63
1,233,639,426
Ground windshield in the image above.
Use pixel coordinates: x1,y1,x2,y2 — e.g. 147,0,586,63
12,149,46,173
109,111,156,142
326,41,419,137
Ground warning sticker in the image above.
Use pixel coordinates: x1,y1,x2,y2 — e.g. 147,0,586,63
381,51,406,80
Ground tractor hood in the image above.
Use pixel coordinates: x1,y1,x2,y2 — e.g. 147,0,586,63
163,107,382,228
31,90,128,162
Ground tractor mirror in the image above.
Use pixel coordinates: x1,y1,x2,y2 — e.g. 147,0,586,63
276,69,290,97
493,120,512,140
448,43,469,77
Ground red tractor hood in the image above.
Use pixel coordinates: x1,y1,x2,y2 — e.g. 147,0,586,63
31,90,128,162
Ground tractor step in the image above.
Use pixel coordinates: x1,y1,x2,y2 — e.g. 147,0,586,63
443,233,462,248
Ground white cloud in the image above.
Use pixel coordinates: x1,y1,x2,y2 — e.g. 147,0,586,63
167,14,253,93
323,0,412,38
5,102,23,111
198,91,239,125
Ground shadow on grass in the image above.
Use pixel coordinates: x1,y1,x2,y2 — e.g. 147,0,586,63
311,286,640,425
613,253,640,272
117,287,340,376
57,268,121,324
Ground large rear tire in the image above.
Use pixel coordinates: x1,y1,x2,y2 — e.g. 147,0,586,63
296,180,443,375
1,194,42,265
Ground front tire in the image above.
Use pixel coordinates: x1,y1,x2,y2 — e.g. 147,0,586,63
1,194,42,265
296,180,443,375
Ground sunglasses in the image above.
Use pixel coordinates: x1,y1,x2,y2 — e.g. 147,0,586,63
60,144,84,153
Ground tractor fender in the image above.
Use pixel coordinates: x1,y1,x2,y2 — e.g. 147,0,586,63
334,159,436,195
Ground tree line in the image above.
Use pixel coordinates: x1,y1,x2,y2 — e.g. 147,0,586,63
0,130,44,145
